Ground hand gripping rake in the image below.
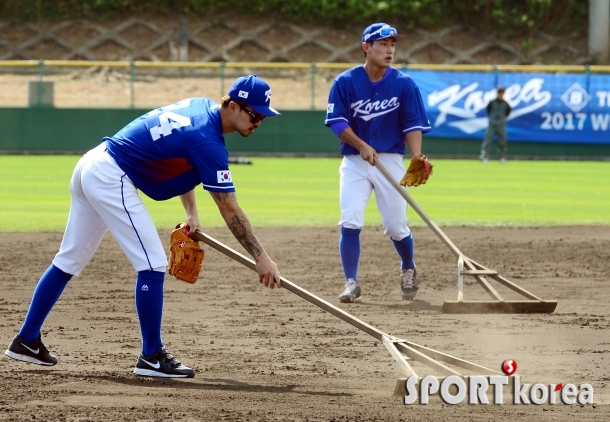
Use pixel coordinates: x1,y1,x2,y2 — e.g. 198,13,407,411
192,230,503,397
373,158,557,314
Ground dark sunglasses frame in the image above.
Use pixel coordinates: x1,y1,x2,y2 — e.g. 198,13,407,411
231,99,266,124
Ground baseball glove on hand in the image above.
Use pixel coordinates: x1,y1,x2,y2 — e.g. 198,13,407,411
168,223,205,284
400,154,433,187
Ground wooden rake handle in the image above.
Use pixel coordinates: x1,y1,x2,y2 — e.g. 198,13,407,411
191,229,501,376
373,158,464,259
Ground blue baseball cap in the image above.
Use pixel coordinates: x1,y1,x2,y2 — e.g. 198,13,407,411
362,23,403,43
228,74,281,117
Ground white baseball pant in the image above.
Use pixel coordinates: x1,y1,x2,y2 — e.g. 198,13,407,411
338,153,411,241
53,142,168,276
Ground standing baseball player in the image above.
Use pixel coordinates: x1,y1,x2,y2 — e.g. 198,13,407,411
325,23,431,303
480,85,511,164
4,74,282,378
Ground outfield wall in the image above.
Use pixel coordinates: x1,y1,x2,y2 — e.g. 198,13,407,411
1,108,609,159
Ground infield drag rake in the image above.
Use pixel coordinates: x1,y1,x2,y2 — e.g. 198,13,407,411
193,230,503,397
373,158,558,314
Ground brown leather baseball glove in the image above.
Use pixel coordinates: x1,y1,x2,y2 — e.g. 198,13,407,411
400,154,433,187
168,223,205,284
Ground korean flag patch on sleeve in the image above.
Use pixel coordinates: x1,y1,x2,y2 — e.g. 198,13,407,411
217,170,232,183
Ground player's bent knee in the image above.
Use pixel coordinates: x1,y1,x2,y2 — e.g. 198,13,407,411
383,222,411,240
339,222,362,231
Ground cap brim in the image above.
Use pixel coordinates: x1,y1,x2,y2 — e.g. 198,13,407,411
383,33,403,42
363,33,404,43
250,104,281,117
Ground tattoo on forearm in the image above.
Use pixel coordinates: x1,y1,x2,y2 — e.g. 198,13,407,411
227,212,263,258
211,191,263,258
210,191,236,202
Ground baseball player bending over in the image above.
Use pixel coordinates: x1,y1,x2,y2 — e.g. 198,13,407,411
4,75,282,378
324,23,431,303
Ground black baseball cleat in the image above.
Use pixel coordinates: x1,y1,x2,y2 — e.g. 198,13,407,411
133,345,195,378
5,334,58,366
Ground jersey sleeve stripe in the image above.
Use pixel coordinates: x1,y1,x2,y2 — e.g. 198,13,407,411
202,184,235,190
403,125,432,133
325,117,349,124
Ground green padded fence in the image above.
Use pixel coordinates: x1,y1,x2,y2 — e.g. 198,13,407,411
1,108,609,159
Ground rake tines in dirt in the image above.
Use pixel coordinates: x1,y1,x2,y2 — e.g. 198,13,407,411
373,159,557,314
192,230,502,395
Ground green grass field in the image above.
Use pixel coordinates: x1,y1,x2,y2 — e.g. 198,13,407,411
0,156,608,231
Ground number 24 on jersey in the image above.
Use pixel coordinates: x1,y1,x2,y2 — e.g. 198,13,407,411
148,99,192,141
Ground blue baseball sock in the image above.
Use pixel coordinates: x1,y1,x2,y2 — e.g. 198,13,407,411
392,234,415,270
135,270,165,356
339,227,361,283
19,264,72,342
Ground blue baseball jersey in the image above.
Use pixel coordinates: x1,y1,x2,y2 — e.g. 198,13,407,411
325,66,431,155
105,98,234,201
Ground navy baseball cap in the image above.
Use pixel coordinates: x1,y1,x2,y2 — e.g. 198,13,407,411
228,74,281,117
362,23,403,43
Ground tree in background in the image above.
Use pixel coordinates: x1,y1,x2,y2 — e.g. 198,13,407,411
0,0,588,37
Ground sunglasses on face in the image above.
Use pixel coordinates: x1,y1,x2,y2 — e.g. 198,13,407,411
364,25,397,42
233,100,266,125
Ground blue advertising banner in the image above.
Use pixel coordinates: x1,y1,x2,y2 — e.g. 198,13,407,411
405,70,610,144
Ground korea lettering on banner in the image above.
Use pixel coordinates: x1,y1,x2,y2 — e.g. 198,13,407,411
422,71,610,142
427,78,552,134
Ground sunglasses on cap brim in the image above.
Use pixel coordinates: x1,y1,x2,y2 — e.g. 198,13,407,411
364,25,398,42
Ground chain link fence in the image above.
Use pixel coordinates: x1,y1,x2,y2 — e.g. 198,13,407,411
2,60,609,110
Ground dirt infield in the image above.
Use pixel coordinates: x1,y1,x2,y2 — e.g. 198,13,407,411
1,225,609,421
